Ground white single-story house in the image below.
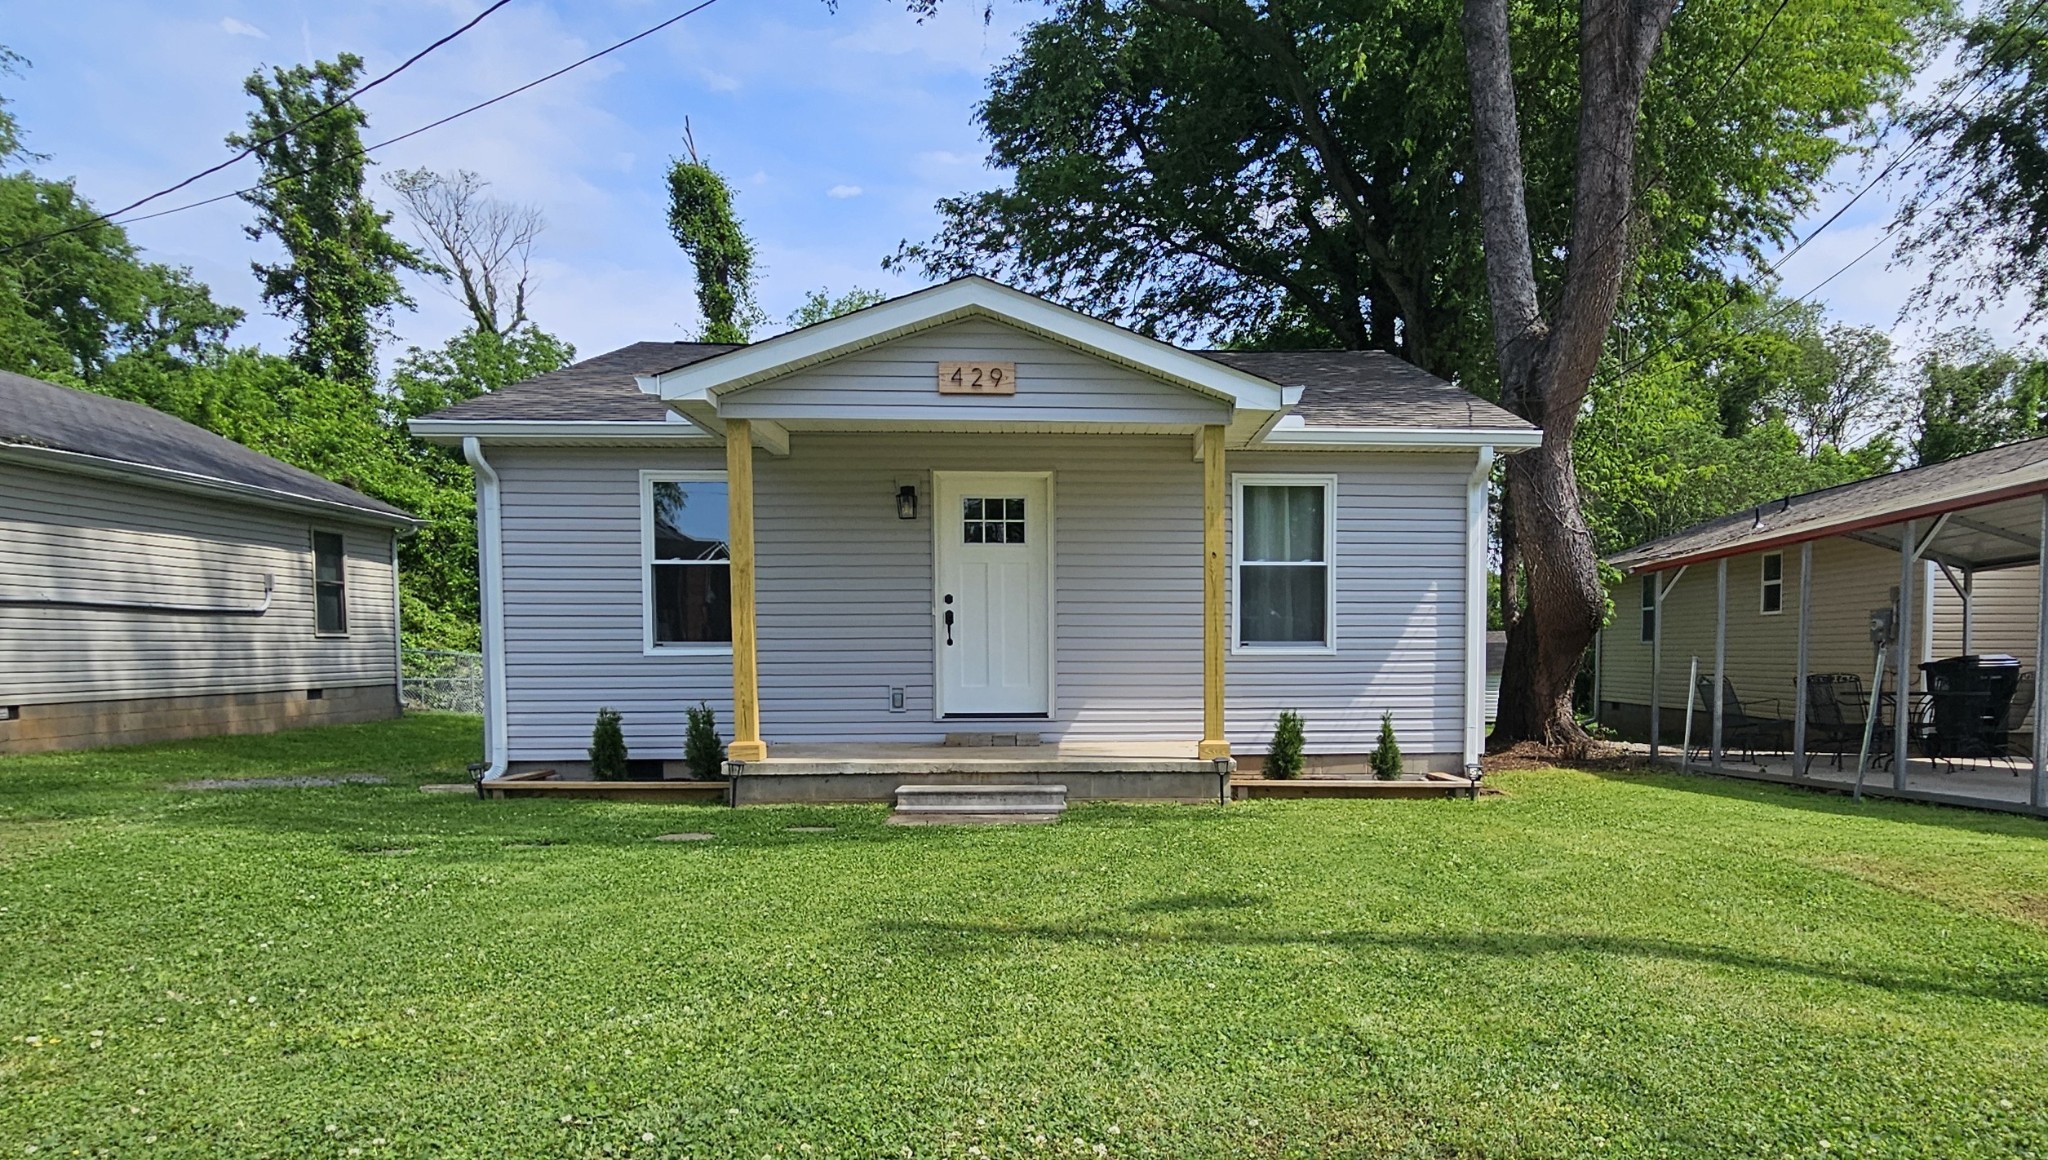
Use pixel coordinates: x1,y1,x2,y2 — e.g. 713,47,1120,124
412,278,1540,800
0,370,417,754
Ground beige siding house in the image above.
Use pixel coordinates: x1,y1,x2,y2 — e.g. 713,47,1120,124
414,278,1541,800
0,371,416,754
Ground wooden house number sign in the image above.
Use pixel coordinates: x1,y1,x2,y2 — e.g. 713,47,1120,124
937,361,1017,395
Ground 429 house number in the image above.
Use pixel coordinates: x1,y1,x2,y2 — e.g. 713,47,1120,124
937,360,1017,395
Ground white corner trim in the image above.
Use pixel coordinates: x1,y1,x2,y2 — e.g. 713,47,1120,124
1229,472,1340,656
643,276,1290,411
408,418,720,445
462,438,509,780
1464,445,1496,769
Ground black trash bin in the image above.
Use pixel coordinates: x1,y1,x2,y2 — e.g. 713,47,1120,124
1920,654,2021,759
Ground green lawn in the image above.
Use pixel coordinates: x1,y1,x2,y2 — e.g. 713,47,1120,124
3,716,2046,1158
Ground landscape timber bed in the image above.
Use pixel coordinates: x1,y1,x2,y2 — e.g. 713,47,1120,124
1231,773,1485,800
477,770,729,803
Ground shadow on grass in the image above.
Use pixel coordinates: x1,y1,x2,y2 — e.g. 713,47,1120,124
875,916,2048,1009
1569,763,2048,839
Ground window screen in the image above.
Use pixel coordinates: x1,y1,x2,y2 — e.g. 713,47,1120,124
1237,483,1329,646
647,479,732,646
313,531,347,635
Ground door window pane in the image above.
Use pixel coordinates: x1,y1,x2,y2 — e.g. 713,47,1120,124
963,496,1025,545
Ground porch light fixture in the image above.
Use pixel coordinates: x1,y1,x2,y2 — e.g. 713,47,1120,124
896,484,919,520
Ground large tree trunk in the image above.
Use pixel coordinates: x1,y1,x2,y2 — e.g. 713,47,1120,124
1463,0,1675,749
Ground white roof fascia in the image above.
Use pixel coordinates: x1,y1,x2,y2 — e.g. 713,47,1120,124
407,418,720,446
0,441,417,529
642,277,1290,412
1256,424,1544,451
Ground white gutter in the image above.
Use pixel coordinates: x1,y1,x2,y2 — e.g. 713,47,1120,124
463,437,510,779
1258,424,1544,450
409,417,718,445
1464,445,1497,770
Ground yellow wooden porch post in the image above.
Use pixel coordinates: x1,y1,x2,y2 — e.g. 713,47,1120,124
1199,423,1231,760
725,418,767,761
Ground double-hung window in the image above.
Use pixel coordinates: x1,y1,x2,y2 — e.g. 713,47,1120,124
1640,576,1656,643
1760,552,1784,615
1233,475,1335,651
642,472,732,652
313,531,347,635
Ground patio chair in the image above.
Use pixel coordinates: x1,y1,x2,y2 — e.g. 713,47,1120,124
1802,673,1869,775
1689,675,1787,765
1996,670,2036,775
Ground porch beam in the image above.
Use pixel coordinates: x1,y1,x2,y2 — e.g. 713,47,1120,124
1794,540,1812,775
1896,518,1915,792
2034,495,2047,809
1199,424,1230,761
1712,556,1726,771
1949,511,2040,552
726,418,767,762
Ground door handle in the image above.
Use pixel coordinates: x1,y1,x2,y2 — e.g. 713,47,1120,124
943,609,955,645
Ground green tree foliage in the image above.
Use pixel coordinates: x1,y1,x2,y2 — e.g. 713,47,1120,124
896,0,1933,381
666,138,761,343
1265,710,1305,779
388,325,574,421
1897,0,2048,321
787,286,888,329
1911,330,2048,465
589,707,629,780
229,53,428,388
1369,711,1402,780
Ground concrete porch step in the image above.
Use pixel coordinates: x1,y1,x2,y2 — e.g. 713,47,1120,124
889,782,1068,824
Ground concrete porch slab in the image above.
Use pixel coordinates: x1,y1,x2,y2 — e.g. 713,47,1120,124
725,742,1231,805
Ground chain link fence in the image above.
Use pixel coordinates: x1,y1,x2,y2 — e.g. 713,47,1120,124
401,649,484,715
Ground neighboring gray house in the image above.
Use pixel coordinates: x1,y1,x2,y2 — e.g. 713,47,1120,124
413,278,1539,799
0,370,416,754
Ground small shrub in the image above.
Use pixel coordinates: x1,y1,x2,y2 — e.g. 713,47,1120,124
684,701,728,779
1370,711,1403,780
1266,710,1305,779
589,707,629,781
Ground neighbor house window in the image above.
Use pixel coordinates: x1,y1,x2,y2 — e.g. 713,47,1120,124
313,531,347,635
1640,577,1656,643
1234,476,1335,650
643,472,731,651
1760,552,1784,615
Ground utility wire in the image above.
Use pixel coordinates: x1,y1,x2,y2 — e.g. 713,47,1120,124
0,0,517,256
1607,0,2048,377
89,0,728,236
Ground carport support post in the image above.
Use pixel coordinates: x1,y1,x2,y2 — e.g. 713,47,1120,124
1712,558,1727,771
2034,495,2047,809
1650,572,1663,760
725,418,767,762
1199,424,1230,761
1793,540,1812,776
1896,519,1916,793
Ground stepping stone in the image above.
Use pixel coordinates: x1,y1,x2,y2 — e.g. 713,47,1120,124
419,783,473,795
654,832,715,842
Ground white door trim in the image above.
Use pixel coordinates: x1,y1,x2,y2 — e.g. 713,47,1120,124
931,470,1056,719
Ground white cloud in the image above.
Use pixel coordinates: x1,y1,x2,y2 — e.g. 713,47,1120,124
827,184,863,199
218,17,266,39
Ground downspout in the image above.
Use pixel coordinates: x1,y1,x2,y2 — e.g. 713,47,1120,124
1464,445,1496,772
463,437,509,780
391,530,405,712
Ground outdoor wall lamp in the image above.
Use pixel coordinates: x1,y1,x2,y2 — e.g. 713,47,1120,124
896,484,919,520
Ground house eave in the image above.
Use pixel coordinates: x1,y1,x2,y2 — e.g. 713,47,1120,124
408,418,721,447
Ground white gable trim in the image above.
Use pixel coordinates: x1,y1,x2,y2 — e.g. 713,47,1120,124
641,277,1290,413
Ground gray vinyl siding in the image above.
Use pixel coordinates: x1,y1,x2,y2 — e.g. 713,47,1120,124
0,459,399,704
489,438,1474,761
717,318,1232,426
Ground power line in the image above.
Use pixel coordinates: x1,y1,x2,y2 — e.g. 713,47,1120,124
1609,0,2048,377
0,0,516,256
85,0,728,236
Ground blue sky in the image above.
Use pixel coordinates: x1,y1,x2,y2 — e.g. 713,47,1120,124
3,0,2023,368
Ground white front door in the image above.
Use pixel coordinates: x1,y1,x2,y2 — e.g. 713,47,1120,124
934,471,1052,717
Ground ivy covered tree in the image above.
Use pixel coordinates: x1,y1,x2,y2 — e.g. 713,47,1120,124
229,53,428,388
666,127,761,343
1910,330,2047,465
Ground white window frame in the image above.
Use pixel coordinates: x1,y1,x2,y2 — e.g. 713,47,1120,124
640,469,734,657
1759,551,1784,616
1231,473,1338,655
311,528,348,638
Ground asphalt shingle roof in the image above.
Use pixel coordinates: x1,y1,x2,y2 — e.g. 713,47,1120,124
0,370,413,523
420,341,1528,432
